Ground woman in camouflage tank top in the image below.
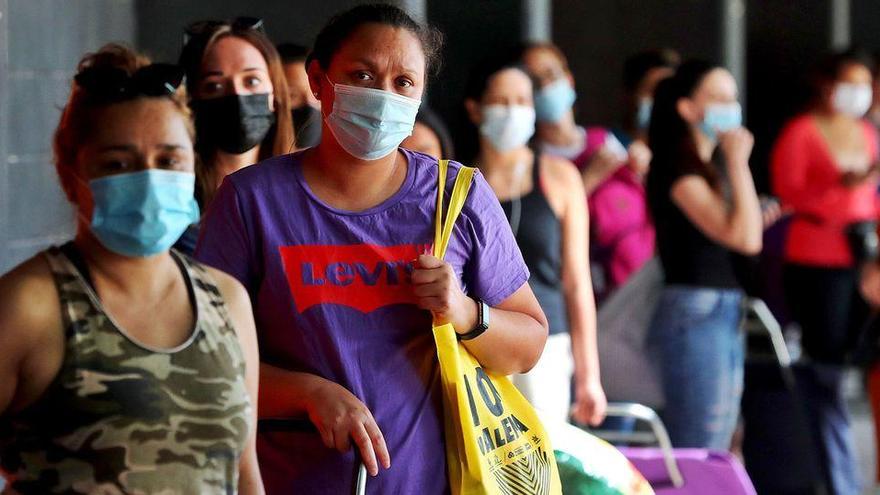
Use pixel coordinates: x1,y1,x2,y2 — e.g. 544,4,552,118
0,45,263,494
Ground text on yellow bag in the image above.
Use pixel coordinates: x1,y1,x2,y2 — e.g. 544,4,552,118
432,160,563,495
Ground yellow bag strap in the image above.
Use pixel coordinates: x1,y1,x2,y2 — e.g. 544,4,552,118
434,160,476,261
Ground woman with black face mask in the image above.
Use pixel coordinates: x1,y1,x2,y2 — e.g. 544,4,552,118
175,17,294,254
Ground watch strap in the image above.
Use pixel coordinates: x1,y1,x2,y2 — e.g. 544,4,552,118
457,299,489,341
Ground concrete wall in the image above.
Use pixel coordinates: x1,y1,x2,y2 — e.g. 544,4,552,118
0,0,136,273
0,0,7,274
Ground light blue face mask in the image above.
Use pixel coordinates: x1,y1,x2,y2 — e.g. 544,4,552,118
325,78,422,160
636,98,653,130
534,78,576,123
699,102,742,141
87,169,199,257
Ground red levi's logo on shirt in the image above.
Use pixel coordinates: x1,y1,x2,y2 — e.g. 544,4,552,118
279,243,430,313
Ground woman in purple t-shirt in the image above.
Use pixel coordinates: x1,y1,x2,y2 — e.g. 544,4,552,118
196,5,549,494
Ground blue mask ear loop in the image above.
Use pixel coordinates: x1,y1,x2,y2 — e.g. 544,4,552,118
69,172,119,254
323,73,344,102
321,73,337,119
69,172,100,229
320,73,341,152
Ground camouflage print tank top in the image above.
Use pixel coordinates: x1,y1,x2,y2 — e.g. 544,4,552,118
0,246,252,494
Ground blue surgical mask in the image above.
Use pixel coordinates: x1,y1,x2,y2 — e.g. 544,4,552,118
534,78,576,123
480,104,536,152
636,98,653,130
325,78,421,160
699,102,742,141
86,170,199,257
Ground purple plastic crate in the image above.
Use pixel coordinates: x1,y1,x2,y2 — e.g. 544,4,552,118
619,447,757,495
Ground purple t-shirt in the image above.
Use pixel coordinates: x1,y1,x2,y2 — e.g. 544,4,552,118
196,148,529,494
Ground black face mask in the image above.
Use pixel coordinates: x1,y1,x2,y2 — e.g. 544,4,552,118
291,104,322,149
192,93,275,154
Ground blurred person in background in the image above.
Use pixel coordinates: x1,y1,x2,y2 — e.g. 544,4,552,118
278,42,322,149
401,106,455,159
0,44,262,494
520,43,655,299
869,50,880,129
646,60,762,450
175,17,294,254
464,54,607,426
772,48,878,495
615,48,680,147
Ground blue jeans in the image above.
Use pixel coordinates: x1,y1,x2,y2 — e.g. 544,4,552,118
648,285,744,450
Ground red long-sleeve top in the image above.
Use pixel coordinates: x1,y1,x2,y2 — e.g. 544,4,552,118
771,114,880,267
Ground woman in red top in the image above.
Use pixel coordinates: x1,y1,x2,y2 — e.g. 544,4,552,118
771,49,878,494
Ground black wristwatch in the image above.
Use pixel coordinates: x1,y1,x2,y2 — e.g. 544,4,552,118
457,299,489,341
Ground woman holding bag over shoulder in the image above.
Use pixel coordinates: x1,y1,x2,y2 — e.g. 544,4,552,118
195,5,548,494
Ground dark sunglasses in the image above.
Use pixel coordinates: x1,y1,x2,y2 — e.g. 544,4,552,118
183,16,265,45
74,63,185,102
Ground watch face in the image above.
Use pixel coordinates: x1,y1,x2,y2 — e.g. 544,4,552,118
457,300,489,341
479,300,490,330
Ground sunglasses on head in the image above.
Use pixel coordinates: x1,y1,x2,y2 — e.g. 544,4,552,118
74,63,185,102
183,16,265,45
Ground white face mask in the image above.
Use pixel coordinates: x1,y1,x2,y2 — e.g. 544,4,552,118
832,83,873,118
479,105,536,152
324,77,422,161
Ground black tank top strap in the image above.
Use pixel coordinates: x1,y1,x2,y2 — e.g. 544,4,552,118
500,153,568,334
531,151,541,191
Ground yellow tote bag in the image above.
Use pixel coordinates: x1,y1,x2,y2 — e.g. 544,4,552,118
433,160,563,495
